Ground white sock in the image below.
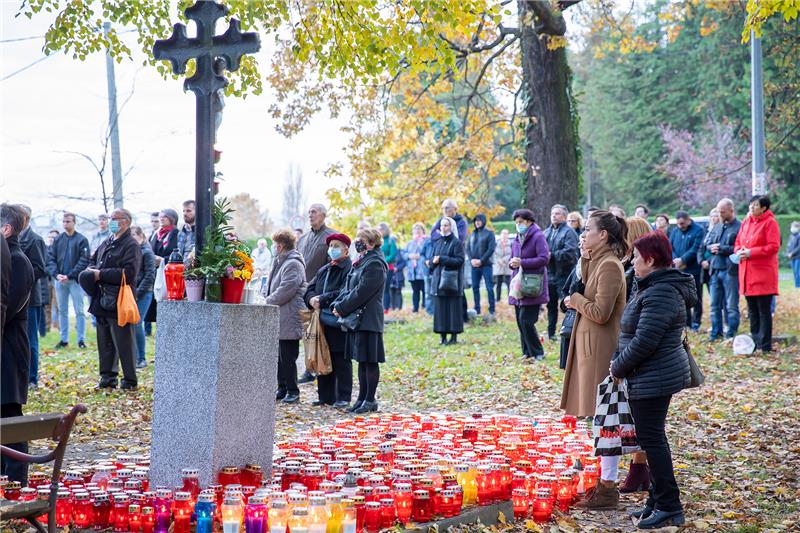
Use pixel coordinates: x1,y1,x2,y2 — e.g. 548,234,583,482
600,455,620,482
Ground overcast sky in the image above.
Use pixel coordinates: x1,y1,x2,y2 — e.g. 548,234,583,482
0,3,350,229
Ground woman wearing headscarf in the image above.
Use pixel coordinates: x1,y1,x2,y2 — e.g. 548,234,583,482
304,233,353,408
429,216,464,345
333,228,388,413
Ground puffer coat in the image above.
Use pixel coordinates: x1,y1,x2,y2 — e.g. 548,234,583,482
611,268,698,400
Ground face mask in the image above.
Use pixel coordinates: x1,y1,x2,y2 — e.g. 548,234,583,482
109,220,120,233
516,223,528,234
355,241,367,253
329,247,343,260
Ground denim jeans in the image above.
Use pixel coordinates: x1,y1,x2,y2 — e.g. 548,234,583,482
470,264,495,314
27,306,41,385
424,277,434,315
134,291,154,364
793,258,800,288
55,279,86,344
709,269,740,338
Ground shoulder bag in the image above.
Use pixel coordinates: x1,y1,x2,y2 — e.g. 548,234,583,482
438,268,459,295
520,272,544,298
683,334,705,388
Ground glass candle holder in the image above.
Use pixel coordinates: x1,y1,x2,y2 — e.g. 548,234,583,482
56,490,73,528
290,506,310,533
245,494,268,533
352,495,365,533
475,466,492,506
411,490,431,523
557,474,573,512
531,488,553,524
172,491,192,533
363,502,381,532
379,497,395,528
341,499,357,533
5,481,21,500
154,488,173,533
181,468,201,502
219,466,242,488
72,491,93,528
195,492,216,533
440,489,456,518
112,493,130,532
308,495,329,533
393,483,412,525
221,494,244,533
268,500,288,533
511,488,529,520
128,504,142,533
141,506,155,533
243,464,264,489
93,492,112,530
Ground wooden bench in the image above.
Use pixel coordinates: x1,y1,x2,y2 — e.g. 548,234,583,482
0,404,87,533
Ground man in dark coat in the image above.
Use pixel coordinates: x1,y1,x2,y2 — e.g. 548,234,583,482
46,211,90,349
1,203,35,482
705,198,742,340
466,214,496,315
543,204,579,340
80,208,141,390
17,206,47,388
669,211,705,330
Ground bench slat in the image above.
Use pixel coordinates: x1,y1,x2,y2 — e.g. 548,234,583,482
0,498,50,520
0,414,62,444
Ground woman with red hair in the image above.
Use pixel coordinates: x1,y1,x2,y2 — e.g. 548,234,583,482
610,231,697,529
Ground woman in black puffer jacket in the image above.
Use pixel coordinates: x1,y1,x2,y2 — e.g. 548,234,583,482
610,231,697,530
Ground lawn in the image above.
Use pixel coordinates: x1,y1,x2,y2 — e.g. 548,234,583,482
19,284,800,531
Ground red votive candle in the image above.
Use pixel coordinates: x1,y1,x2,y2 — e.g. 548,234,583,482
411,490,431,523
364,502,381,532
172,491,192,533
512,488,529,520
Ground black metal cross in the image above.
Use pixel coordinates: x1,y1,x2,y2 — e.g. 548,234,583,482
153,0,260,256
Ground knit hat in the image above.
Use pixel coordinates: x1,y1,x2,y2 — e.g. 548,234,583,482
326,233,351,247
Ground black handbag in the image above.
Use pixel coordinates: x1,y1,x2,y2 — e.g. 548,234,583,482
337,307,364,331
320,308,340,328
438,268,459,295
683,335,705,388
559,308,577,337
98,283,120,312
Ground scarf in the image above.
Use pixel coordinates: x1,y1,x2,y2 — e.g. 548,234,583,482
156,226,174,248
441,216,459,240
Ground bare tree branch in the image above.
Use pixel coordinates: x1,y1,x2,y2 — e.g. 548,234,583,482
461,35,519,135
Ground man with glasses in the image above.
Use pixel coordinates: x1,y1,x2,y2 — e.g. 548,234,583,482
46,212,90,349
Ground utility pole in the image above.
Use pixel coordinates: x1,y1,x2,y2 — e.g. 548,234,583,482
103,22,124,209
750,30,767,196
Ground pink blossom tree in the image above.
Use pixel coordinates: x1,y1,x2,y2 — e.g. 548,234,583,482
659,119,757,210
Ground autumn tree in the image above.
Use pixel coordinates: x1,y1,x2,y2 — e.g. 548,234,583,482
228,192,273,240
281,164,306,226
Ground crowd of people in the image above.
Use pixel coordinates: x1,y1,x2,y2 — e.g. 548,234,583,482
0,193,793,527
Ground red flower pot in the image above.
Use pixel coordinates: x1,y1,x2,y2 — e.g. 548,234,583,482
220,277,245,304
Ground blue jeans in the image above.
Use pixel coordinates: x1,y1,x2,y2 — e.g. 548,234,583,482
55,279,86,344
471,264,495,314
793,258,800,288
424,277,434,315
27,306,41,385
134,292,154,364
709,269,740,338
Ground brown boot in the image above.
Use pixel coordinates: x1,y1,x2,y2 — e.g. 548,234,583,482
575,482,619,510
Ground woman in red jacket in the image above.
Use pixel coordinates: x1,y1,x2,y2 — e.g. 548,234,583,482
734,195,781,352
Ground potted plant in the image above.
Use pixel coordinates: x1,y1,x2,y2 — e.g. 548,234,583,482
183,254,205,302
191,198,254,304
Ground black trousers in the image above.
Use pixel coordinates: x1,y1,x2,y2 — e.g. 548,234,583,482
0,403,28,483
746,295,774,352
96,316,137,387
686,272,703,329
494,275,510,302
410,280,425,312
277,340,300,395
546,281,561,338
356,362,380,403
514,305,544,357
316,350,352,404
390,288,403,310
629,395,682,513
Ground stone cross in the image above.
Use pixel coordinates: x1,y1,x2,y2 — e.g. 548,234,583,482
153,0,260,254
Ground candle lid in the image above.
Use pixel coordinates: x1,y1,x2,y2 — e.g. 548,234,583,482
182,468,199,477
412,490,429,499
141,506,154,515
174,491,191,501
309,496,326,506
73,492,91,501
198,493,215,503
129,504,141,513
325,493,342,504
94,492,110,502
293,506,309,517
223,495,242,505
365,501,381,509
220,466,240,474
156,488,173,498
113,492,129,502
248,494,267,505
271,499,288,509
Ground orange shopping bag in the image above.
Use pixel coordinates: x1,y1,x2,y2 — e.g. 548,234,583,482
117,271,141,327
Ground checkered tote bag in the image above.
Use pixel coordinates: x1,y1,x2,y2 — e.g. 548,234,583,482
592,376,641,456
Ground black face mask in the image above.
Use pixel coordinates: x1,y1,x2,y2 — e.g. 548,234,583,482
355,241,367,253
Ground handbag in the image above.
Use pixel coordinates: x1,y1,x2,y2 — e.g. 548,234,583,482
437,268,459,295
520,272,544,298
320,308,340,329
337,307,364,331
683,334,705,388
99,284,120,312
592,376,641,456
117,272,140,327
559,308,577,336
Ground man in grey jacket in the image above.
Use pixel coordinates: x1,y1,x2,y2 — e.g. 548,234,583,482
543,204,578,340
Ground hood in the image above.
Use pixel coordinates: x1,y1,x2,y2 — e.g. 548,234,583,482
473,213,487,228
638,268,697,308
283,249,306,265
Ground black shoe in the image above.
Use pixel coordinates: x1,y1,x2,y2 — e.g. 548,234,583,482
347,401,364,413
276,390,287,401
55,341,68,349
311,400,330,407
333,400,350,409
440,338,447,345
282,393,300,404
629,506,653,520
637,509,685,529
447,338,458,345
706,336,722,342
353,401,378,414
521,353,532,360
78,341,87,349
121,383,138,391
548,335,558,341
298,371,316,384
94,382,117,390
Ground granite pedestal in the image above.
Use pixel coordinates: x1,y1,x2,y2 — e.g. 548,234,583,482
150,300,279,487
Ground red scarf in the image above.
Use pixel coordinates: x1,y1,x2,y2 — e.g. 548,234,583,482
157,226,173,247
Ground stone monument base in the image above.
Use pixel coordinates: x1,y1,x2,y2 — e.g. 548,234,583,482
150,300,279,487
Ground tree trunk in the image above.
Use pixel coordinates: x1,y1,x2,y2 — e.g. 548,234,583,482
518,1,580,222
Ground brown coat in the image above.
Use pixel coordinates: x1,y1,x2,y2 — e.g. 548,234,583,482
560,245,626,417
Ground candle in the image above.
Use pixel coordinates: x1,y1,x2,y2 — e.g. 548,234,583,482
308,495,329,533
112,492,129,532
475,466,492,505
341,499,357,533
195,492,216,533
531,487,553,524
557,474,572,512
5,481,21,500
181,468,201,502
290,506,310,533
325,492,343,533
269,500,289,533
222,494,244,533
154,488,173,533
411,490,431,523
363,502,381,532
141,506,155,533
56,490,72,528
583,464,598,493
245,494,268,533
243,464,264,488
129,504,142,533
352,495,365,532
440,489,456,518
220,466,242,488
93,492,112,530
73,491,93,528
379,497,396,528
172,491,192,533
511,488,528,520
392,483,412,525
20,487,36,501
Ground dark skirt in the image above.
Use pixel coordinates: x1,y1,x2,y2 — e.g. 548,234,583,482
345,330,385,363
433,295,464,334
322,324,347,353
